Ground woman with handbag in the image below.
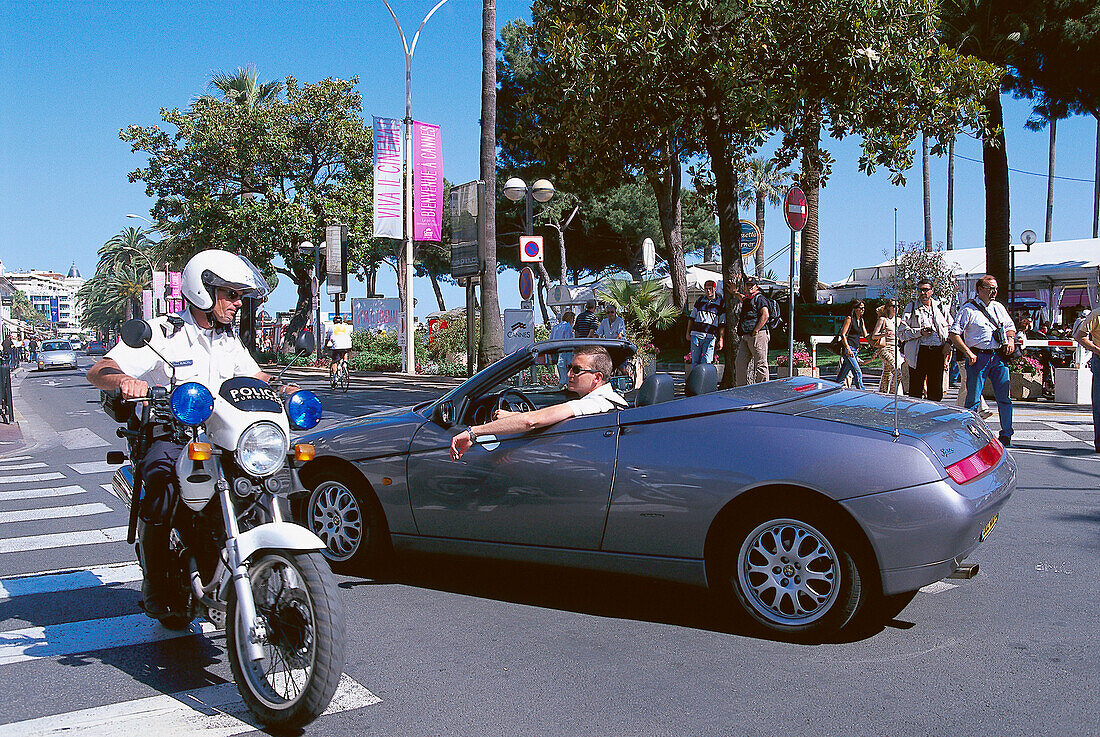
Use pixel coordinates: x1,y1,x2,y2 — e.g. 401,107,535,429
871,300,899,393
836,300,869,390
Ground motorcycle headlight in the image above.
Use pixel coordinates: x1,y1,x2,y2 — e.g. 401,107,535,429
170,382,214,426
235,422,287,476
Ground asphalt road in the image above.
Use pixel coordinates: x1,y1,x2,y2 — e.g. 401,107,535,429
0,358,1097,737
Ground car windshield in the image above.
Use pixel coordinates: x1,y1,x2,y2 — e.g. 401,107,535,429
486,350,566,395
43,341,70,351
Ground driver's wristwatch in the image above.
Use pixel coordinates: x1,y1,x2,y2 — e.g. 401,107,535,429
463,425,479,442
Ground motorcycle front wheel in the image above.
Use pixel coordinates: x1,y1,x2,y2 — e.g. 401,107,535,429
227,551,346,729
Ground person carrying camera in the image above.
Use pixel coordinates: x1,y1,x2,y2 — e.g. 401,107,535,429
898,278,953,401
949,275,1016,447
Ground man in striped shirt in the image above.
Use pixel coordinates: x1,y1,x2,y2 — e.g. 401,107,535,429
686,280,725,365
574,299,600,339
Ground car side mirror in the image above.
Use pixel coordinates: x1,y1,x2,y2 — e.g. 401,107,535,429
295,331,316,354
611,375,634,394
120,319,152,349
435,400,456,426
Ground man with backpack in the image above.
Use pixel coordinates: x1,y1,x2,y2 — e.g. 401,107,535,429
735,276,772,386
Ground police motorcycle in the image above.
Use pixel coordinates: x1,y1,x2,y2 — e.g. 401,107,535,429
103,320,344,729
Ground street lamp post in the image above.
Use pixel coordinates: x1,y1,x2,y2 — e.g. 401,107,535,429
382,0,452,375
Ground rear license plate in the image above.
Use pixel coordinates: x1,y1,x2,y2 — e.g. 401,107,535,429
980,513,998,542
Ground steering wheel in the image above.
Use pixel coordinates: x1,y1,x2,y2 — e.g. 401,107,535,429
496,388,536,415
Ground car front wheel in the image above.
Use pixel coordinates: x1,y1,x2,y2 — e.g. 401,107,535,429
721,511,866,638
306,472,388,575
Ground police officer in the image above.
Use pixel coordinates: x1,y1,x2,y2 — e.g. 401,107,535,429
87,250,297,618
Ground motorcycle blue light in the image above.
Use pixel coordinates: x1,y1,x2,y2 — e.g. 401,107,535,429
170,382,214,426
286,390,322,430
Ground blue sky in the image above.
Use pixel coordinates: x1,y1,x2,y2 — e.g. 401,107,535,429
1,0,1098,320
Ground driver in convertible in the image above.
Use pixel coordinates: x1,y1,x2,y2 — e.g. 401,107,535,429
86,249,295,618
450,345,626,460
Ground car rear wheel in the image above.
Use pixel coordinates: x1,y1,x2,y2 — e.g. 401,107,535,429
306,471,388,575
719,509,866,638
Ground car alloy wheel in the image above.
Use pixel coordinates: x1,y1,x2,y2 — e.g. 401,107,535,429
729,513,863,636
307,480,364,564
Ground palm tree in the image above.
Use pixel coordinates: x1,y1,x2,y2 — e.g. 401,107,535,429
939,0,1030,296
202,66,283,111
598,279,679,375
76,227,160,331
947,136,955,250
737,158,793,277
923,134,933,251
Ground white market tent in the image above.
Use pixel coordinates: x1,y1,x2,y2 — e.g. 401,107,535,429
824,238,1100,325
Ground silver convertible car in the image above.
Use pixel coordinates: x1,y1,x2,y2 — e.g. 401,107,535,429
292,339,1014,637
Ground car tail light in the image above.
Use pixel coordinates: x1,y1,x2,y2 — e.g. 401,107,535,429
945,438,1003,484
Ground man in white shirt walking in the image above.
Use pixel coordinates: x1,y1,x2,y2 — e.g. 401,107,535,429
949,275,1017,446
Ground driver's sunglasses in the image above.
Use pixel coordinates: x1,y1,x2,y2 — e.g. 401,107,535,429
218,287,245,302
566,364,599,376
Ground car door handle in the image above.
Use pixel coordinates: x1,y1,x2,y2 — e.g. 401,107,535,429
604,429,617,437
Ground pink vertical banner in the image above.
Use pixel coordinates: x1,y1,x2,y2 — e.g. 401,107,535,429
167,271,183,313
141,290,154,320
413,121,443,242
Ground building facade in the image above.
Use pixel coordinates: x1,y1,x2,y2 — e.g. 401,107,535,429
0,263,85,333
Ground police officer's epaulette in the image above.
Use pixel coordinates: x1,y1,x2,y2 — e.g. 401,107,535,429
162,316,185,338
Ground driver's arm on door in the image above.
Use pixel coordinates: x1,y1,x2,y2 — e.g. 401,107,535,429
450,403,576,460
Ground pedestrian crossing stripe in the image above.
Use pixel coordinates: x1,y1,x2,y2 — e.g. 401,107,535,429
0,612,219,666
0,484,87,502
0,674,379,737
0,456,33,463
0,472,66,485
0,561,142,601
0,462,47,471
0,502,114,526
0,526,128,555
67,461,116,476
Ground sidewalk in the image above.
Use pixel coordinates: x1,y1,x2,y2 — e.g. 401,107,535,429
0,366,26,452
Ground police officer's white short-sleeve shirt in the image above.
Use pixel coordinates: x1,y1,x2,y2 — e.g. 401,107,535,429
105,310,261,393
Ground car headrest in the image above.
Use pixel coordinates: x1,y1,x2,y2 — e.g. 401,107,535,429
686,363,719,396
636,373,674,407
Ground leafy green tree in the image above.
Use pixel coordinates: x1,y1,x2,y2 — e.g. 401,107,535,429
120,76,375,336
500,13,706,311
10,289,49,329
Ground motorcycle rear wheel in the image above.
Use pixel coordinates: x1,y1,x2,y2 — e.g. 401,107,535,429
227,551,346,729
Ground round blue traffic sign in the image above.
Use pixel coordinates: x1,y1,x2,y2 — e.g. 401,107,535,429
524,240,541,258
519,267,535,300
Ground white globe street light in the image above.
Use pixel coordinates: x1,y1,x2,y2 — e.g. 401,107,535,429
531,179,555,203
502,177,555,235
503,177,528,203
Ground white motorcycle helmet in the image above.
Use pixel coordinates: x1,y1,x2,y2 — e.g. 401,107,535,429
180,250,271,313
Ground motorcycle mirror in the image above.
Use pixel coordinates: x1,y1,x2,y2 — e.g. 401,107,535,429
120,319,152,349
295,331,316,354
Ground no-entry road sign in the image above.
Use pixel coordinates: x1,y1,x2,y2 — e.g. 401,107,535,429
784,187,808,232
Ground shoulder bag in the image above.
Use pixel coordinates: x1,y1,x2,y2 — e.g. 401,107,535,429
969,299,1022,361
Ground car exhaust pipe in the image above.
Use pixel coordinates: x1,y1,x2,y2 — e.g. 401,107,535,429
948,562,979,579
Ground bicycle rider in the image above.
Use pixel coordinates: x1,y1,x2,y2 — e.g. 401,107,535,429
326,315,353,379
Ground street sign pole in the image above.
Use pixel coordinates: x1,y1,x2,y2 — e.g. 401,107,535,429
783,187,808,373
